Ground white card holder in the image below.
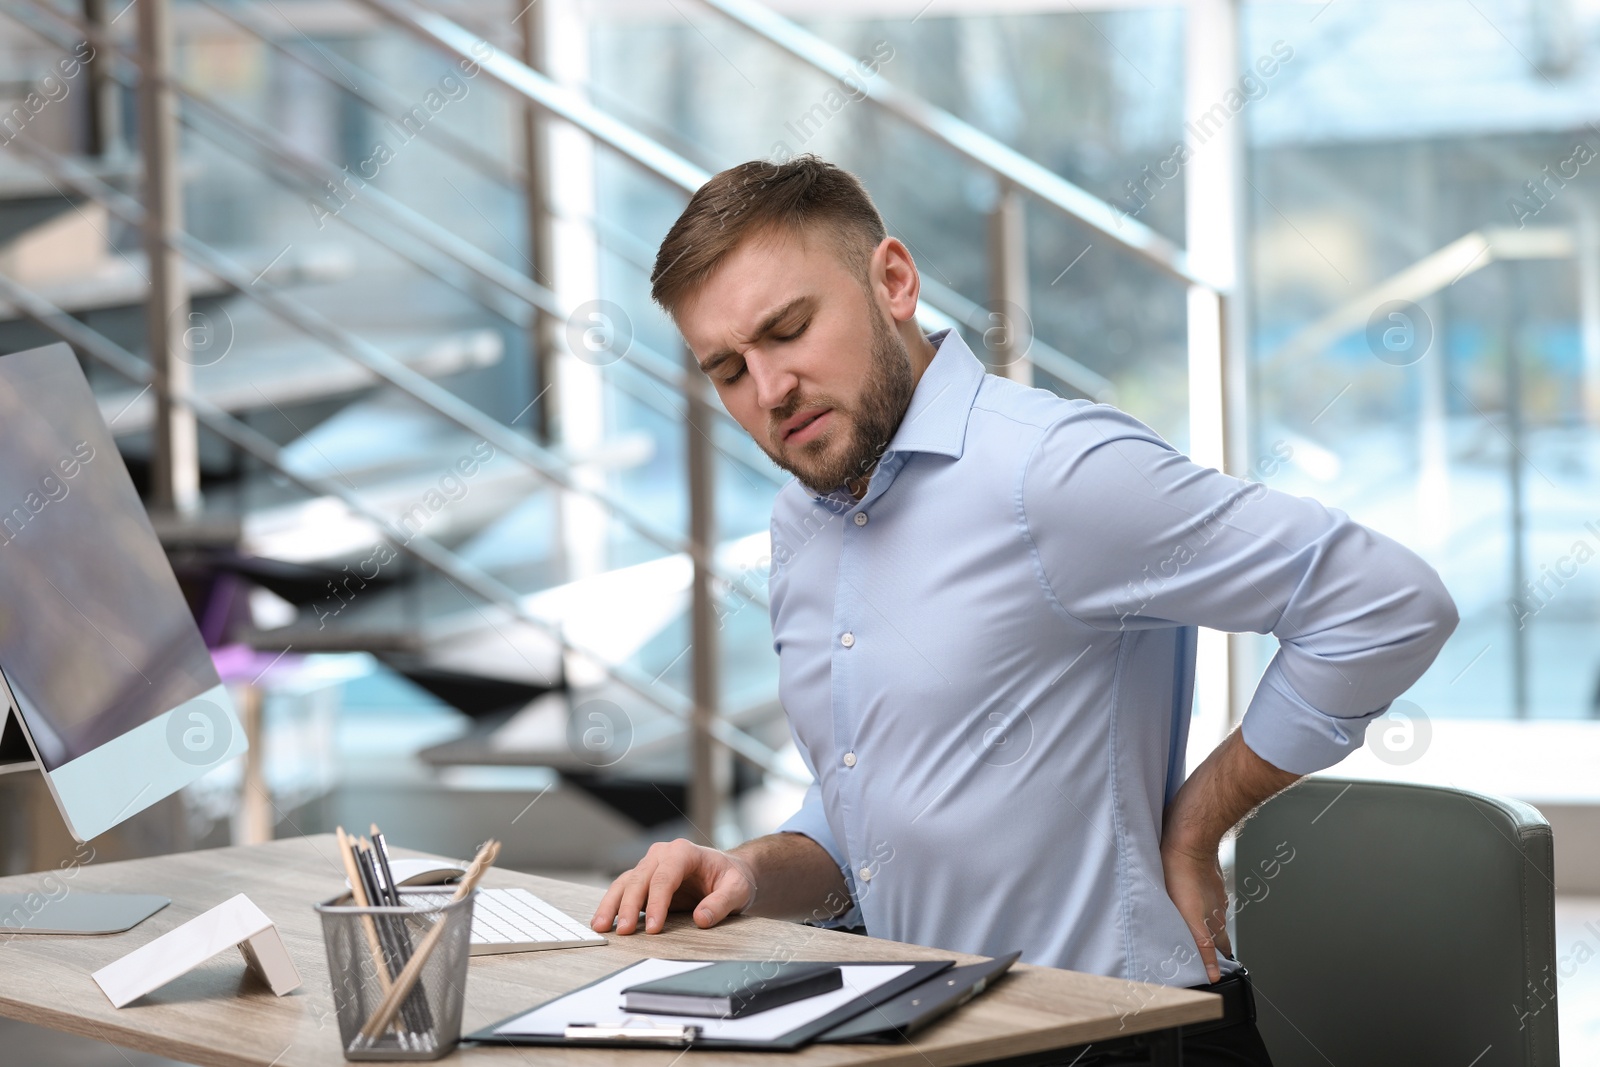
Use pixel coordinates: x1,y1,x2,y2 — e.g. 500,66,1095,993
92,893,302,1008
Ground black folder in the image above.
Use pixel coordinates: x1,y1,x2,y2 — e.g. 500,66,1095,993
467,958,954,1050
816,951,1021,1042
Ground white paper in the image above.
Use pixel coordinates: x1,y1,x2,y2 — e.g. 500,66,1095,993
494,959,916,1042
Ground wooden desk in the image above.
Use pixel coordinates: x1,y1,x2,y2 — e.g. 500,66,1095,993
0,836,1219,1067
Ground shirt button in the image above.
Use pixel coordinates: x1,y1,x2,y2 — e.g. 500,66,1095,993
842,752,857,767
840,632,855,648
859,867,873,882
853,512,868,526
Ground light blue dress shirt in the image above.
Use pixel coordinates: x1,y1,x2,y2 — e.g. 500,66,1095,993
769,328,1457,987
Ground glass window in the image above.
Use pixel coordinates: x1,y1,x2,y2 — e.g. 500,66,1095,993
1243,0,1600,719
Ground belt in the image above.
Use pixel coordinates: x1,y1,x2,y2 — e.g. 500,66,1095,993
1183,967,1257,1035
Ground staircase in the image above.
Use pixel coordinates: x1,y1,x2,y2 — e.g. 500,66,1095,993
0,0,1225,865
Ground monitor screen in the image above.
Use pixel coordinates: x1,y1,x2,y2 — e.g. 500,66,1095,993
0,345,219,771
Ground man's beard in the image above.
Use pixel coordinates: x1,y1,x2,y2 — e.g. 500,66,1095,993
761,311,917,498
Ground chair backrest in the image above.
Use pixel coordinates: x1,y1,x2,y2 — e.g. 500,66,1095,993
1234,777,1559,1066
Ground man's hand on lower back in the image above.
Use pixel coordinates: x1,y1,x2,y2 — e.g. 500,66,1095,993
1159,838,1233,982
1161,727,1301,982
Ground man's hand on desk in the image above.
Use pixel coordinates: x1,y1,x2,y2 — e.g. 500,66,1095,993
592,832,850,935
1160,727,1300,982
591,839,757,935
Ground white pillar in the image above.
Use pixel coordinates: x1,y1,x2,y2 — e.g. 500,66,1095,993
138,0,201,516
1183,0,1247,470
546,0,608,692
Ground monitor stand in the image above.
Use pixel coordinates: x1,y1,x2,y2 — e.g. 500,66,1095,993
0,710,170,933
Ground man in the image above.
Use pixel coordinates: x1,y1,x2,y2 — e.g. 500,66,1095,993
589,157,1457,1064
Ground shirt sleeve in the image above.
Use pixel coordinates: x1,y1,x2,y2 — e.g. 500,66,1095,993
1020,405,1458,775
776,781,844,866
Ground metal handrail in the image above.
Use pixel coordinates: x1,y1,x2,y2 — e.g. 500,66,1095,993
0,267,802,784
359,0,1203,293
547,190,1120,403
695,0,1209,290
7,6,673,413
179,88,783,472
358,0,708,191
50,0,1125,410
916,274,1116,401
344,0,1121,403
10,0,784,492
6,0,634,456
179,91,780,480
15,0,767,544
23,0,1134,432
196,0,521,188
189,83,784,483
0,131,771,616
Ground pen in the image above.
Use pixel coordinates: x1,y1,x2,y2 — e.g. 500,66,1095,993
335,829,388,985
357,839,500,1046
337,828,407,1048
564,1023,700,1043
369,828,438,1039
359,836,435,1043
370,826,401,905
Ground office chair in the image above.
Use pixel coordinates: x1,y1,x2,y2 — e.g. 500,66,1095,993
1234,777,1559,1065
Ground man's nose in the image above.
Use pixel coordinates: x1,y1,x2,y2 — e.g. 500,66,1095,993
748,352,799,411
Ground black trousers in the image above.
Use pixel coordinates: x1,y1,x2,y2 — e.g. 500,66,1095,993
1054,969,1275,1067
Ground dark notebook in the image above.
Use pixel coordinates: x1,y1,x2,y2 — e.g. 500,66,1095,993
621,961,843,1018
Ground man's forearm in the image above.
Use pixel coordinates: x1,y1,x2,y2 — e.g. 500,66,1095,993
1163,727,1300,856
730,832,851,922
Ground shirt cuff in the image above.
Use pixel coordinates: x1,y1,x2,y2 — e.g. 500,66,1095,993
1239,655,1389,775
776,787,862,929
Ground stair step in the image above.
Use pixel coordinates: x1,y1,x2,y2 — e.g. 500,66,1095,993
235,532,777,715
0,242,354,322
415,685,783,781
0,158,138,245
96,328,503,435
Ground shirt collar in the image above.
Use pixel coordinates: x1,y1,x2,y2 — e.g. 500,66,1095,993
804,328,987,506
883,328,986,460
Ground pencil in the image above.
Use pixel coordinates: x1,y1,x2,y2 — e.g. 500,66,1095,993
335,827,393,996
356,839,499,1045
361,834,434,1039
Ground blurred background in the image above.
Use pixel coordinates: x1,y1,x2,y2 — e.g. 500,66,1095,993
0,0,1598,1060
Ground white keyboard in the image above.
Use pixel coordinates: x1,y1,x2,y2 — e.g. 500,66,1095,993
409,887,606,955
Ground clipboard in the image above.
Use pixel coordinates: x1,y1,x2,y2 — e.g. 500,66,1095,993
466,958,954,1050
816,951,1021,1042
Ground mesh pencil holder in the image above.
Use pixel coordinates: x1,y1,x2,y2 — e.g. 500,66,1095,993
315,887,476,1061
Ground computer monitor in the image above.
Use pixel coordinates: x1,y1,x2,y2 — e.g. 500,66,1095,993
0,343,247,930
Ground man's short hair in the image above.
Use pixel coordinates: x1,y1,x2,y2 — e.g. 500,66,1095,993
650,155,887,317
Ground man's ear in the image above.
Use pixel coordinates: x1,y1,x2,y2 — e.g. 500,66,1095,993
874,237,921,325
